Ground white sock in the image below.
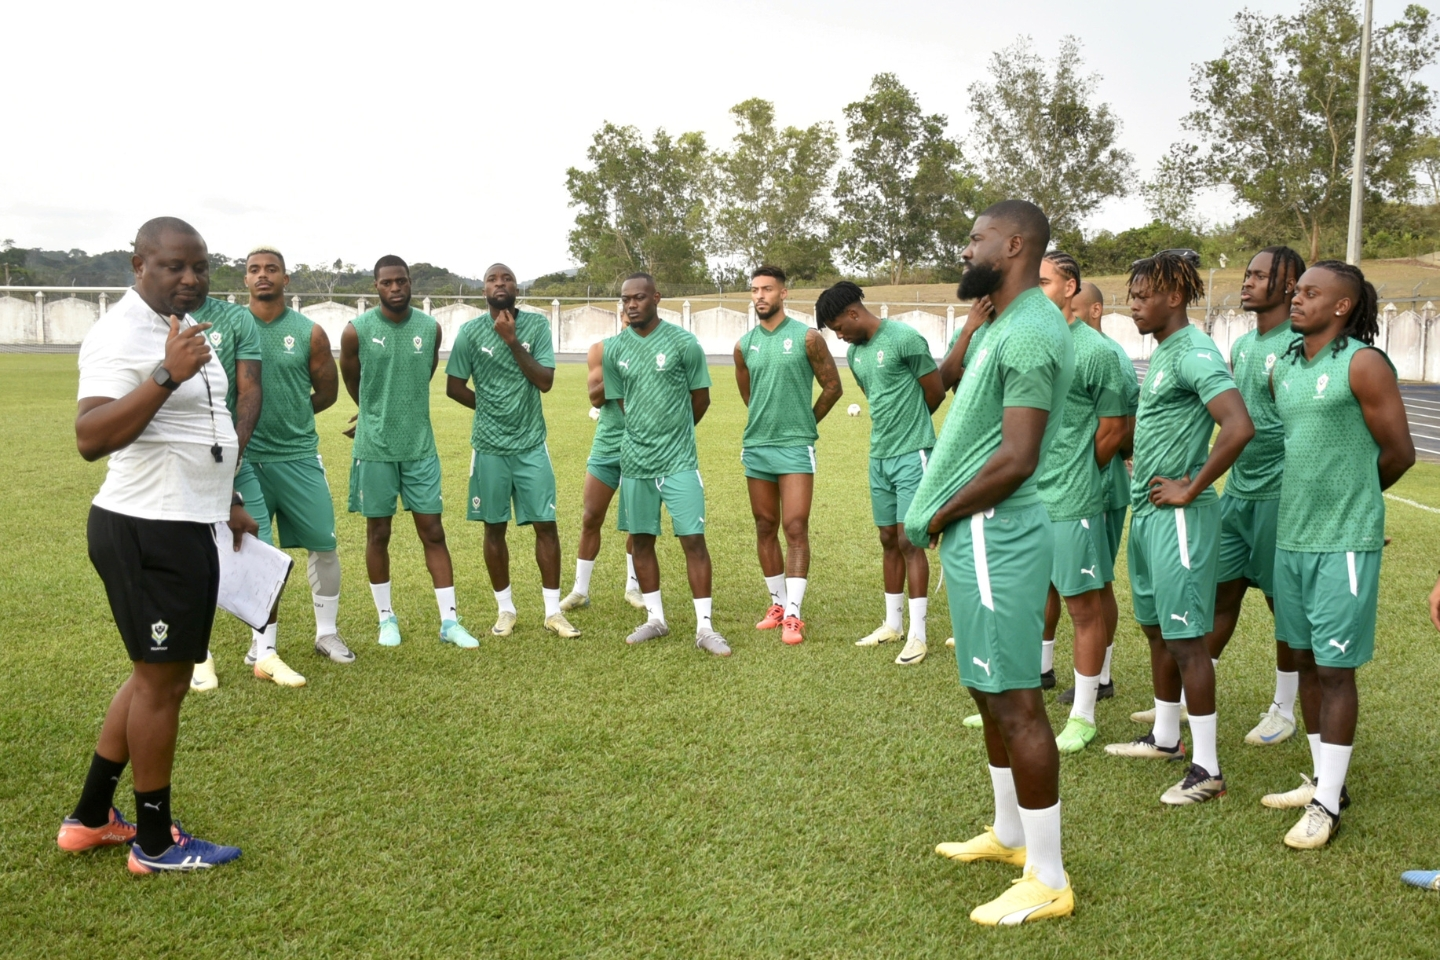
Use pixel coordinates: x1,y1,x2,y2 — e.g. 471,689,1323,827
764,574,786,608
1018,802,1066,891
370,581,393,622
1041,639,1055,674
573,559,595,597
1100,645,1114,685
1071,671,1100,723
1180,688,1188,711
908,597,928,641
884,593,904,632
542,588,561,619
644,590,665,624
626,554,639,592
1274,670,1299,721
252,623,277,660
1315,742,1354,815
988,765,1024,849
785,577,807,619
436,586,457,623
694,597,713,632
1308,733,1323,780
313,594,339,639
1188,712,1219,777
1153,699,1182,749
494,585,515,615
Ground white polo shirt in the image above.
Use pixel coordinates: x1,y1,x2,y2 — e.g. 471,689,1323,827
78,288,239,523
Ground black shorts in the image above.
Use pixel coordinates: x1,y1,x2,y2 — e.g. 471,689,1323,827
87,505,220,663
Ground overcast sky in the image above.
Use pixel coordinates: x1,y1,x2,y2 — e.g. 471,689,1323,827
4,0,1431,279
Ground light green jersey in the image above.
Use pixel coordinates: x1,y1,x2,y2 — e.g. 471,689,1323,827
739,316,818,447
1099,332,1139,511
350,307,439,462
602,320,711,479
191,297,261,423
445,309,556,456
1038,320,1128,521
248,308,320,462
1274,338,1389,552
905,288,1074,547
847,320,937,459
589,335,626,462
1225,320,1296,500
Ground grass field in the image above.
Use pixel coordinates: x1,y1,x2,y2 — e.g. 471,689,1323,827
3,352,1440,959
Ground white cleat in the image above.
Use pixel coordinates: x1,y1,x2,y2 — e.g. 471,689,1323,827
624,589,647,611
856,624,904,647
895,636,927,665
1245,705,1297,746
1284,802,1340,850
945,636,955,648
559,591,590,613
626,618,669,645
191,653,218,692
1131,705,1190,725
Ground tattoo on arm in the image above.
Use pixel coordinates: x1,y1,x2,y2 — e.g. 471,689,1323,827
235,359,262,456
807,331,843,422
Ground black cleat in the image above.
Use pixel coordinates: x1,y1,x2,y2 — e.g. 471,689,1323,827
1041,669,1056,690
1057,680,1114,704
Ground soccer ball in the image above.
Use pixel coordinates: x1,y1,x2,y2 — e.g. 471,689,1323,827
847,403,862,417
588,406,601,421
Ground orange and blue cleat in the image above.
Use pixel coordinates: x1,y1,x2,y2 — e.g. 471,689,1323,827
57,807,136,852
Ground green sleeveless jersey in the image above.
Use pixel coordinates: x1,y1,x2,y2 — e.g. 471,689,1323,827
602,320,711,479
1038,320,1128,521
1225,320,1296,500
191,297,261,423
847,320,937,459
590,335,626,462
444,309,556,456
739,316,818,448
1099,332,1139,512
351,307,439,462
248,308,320,462
1274,339,1388,552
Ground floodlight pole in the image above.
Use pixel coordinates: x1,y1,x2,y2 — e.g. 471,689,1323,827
1346,0,1375,266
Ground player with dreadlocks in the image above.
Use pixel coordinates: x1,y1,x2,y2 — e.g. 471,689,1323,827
1260,261,1413,848
1103,251,1255,808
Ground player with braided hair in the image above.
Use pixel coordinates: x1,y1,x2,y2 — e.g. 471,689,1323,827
1103,251,1255,808
1260,261,1413,848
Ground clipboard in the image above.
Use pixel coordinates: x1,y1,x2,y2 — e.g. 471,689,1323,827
212,524,295,631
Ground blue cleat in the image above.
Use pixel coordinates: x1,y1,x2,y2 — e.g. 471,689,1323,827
377,616,402,647
1402,870,1440,891
440,619,479,649
127,823,240,874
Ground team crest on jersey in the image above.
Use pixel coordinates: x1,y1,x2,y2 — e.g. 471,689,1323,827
975,348,989,367
783,337,793,353
876,349,885,366
472,496,481,509
283,334,296,352
413,335,423,352
1149,368,1166,393
1265,352,1277,372
209,331,223,346
656,352,667,369
522,341,531,352
1315,373,1330,398
150,620,169,649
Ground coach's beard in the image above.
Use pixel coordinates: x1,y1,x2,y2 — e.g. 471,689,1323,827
957,262,1003,301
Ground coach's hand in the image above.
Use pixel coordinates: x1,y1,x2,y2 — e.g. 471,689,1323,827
342,413,357,439
1148,475,1195,507
492,308,517,345
166,316,213,382
228,504,258,551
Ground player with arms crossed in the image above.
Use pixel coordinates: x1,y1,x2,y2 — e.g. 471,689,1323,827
906,200,1075,925
734,266,843,645
604,274,730,656
1103,252,1254,809
447,263,579,639
1261,261,1413,848
816,282,944,664
340,255,479,650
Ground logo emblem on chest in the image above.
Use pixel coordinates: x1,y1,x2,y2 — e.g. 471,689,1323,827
656,352,667,369
209,332,223,346
413,336,423,352
1315,373,1330,398
283,334,296,352
1149,368,1166,393
1265,352,1276,372
783,337,793,353
876,349,885,366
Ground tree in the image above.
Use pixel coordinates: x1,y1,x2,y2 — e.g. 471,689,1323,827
1175,0,1436,262
967,35,1135,235
565,122,712,290
294,258,357,297
833,74,965,284
1141,143,1206,229
712,98,838,281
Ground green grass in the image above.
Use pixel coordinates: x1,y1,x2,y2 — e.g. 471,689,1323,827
2,352,1439,959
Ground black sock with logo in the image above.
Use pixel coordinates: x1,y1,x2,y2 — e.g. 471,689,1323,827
71,753,127,828
134,786,173,855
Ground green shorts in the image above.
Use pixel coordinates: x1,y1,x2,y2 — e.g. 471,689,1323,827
1049,513,1112,597
467,444,557,526
348,454,443,517
742,445,816,483
253,455,338,552
869,449,930,527
1274,548,1379,668
621,470,706,538
1106,505,1127,568
587,457,621,491
1217,493,1278,597
1128,501,1221,639
233,459,271,545
940,501,1053,694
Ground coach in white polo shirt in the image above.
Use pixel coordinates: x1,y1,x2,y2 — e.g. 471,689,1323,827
56,217,250,874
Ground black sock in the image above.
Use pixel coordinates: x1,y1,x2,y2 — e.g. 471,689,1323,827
71,753,127,828
134,786,173,855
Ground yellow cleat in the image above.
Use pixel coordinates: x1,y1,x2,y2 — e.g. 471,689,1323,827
191,653,218,692
559,591,589,613
253,653,306,688
935,826,1027,867
945,636,955,648
624,589,647,611
856,624,904,647
969,868,1074,926
544,613,582,638
492,610,518,637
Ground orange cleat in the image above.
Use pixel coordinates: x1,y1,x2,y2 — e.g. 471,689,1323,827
756,604,784,630
781,616,805,645
57,807,137,852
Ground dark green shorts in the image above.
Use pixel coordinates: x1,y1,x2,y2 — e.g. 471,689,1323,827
1217,493,1278,597
1128,501,1221,639
253,455,338,552
869,449,930,527
467,445,557,526
233,459,271,545
1049,513,1112,597
742,445,816,483
348,454,443,517
621,470,706,538
1274,548,1379,668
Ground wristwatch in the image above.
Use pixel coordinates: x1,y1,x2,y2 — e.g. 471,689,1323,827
232,490,245,508
152,364,181,391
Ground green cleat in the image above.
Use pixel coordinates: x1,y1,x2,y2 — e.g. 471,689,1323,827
377,616,402,647
440,619,480,649
1056,717,1097,755
963,714,983,729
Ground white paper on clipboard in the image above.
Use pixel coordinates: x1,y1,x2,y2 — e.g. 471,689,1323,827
212,524,295,631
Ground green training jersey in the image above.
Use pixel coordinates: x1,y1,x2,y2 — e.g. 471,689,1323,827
739,315,818,448
1099,333,1139,511
602,320,711,479
247,308,321,462
1225,320,1295,501
350,307,439,462
445,309,556,456
847,320,937,459
904,288,1074,547
1038,320,1128,521
589,335,626,462
191,297,261,424
1274,339,1389,552
1131,324,1236,516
